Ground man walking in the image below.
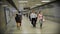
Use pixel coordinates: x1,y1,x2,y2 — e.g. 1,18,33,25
30,10,37,27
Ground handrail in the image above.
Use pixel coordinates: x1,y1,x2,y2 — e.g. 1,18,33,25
44,15,60,18
31,0,58,10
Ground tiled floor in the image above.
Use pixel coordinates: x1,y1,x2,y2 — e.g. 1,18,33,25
5,16,59,34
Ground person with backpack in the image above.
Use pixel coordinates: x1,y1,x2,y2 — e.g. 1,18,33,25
15,11,22,29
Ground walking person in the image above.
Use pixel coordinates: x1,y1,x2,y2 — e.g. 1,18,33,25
18,11,22,27
30,10,37,27
15,11,22,30
38,11,43,29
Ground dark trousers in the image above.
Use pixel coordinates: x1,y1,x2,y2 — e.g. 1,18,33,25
31,18,36,27
36,17,37,22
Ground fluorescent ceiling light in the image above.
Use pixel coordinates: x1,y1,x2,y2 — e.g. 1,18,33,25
31,6,36,8
31,4,41,8
2,5,8,7
23,10,27,11
35,4,41,5
41,1,50,2
13,10,17,11
19,1,28,3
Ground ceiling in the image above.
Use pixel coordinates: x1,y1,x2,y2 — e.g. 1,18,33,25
12,0,54,10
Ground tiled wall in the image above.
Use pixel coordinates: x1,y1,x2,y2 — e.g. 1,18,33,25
43,3,60,23
0,4,6,34
0,0,16,34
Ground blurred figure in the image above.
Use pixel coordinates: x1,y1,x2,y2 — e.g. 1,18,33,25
38,11,43,29
15,11,22,29
18,11,22,26
30,10,37,27
15,14,20,28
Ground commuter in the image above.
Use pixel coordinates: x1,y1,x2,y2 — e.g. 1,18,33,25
30,10,37,27
15,14,21,29
38,11,43,29
15,11,22,29
18,11,22,26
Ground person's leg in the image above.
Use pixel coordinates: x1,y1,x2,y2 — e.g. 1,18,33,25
31,18,33,25
34,18,36,27
17,23,20,29
20,23,21,26
32,18,35,27
20,20,21,27
40,23,42,28
16,23,18,28
33,18,36,27
35,18,37,26
40,19,43,29
16,22,19,29
36,17,37,22
19,23,21,27
39,19,41,28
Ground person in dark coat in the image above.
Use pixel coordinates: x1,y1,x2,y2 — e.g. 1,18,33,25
15,14,22,29
18,11,22,26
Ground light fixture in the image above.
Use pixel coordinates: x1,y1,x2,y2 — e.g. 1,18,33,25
31,6,36,8
41,0,50,2
18,1,28,3
2,5,8,7
35,4,41,6
13,10,17,12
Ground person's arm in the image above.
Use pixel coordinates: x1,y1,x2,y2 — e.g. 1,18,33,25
42,14,44,20
35,14,37,18
15,17,16,20
30,14,31,18
37,14,39,18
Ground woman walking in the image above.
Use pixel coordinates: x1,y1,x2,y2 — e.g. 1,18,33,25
38,11,43,29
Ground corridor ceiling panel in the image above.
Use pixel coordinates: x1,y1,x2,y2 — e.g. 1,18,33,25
13,0,53,10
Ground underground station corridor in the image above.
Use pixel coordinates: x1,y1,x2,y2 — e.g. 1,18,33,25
0,0,60,34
